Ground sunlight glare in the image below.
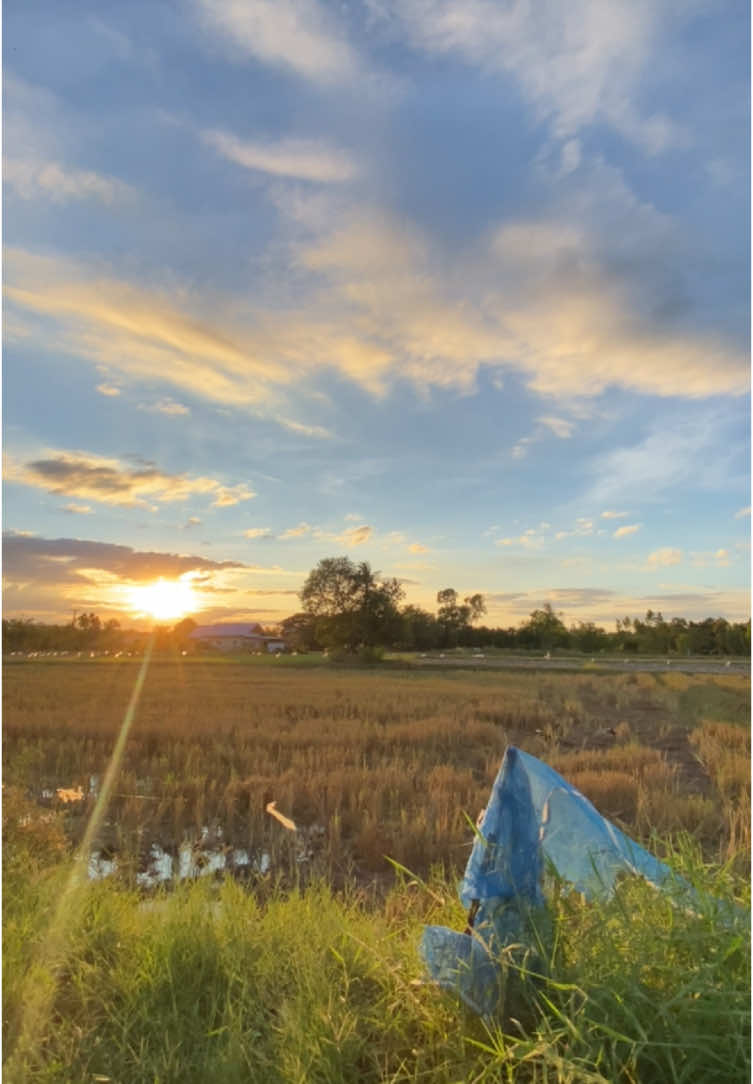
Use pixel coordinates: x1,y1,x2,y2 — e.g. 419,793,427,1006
127,578,197,621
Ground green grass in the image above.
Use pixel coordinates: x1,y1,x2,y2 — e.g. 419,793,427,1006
3,832,749,1083
674,680,751,728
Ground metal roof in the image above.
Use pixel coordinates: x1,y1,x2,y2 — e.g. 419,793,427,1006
189,623,264,639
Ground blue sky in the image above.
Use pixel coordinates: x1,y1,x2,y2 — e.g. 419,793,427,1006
3,0,750,629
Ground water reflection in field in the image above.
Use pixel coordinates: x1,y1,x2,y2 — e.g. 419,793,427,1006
87,838,274,884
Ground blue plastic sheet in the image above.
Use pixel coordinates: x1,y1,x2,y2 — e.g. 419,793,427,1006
420,746,700,1016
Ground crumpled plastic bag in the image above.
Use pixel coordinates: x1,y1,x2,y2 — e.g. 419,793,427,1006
420,745,703,1015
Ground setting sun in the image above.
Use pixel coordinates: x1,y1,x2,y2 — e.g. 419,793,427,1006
126,578,197,622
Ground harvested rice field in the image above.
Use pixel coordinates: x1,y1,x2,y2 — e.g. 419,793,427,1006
3,657,749,885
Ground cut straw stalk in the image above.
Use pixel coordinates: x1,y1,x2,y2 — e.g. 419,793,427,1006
266,801,297,832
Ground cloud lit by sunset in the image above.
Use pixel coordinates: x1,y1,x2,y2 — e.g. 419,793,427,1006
2,1,748,629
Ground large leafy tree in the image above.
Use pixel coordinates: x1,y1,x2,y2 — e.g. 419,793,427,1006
569,620,608,653
279,612,320,652
300,557,405,651
436,588,486,646
522,604,569,650
398,605,440,651
172,617,197,649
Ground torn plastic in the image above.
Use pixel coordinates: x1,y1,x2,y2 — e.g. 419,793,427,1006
420,745,707,1016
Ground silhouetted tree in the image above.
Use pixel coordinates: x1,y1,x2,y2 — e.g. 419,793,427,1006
522,604,569,650
301,557,404,651
436,588,486,646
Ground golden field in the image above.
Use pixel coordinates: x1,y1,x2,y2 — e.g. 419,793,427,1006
3,658,750,882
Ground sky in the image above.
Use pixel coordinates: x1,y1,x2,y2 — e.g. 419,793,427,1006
2,0,750,631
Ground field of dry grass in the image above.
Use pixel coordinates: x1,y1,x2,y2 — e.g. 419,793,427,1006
3,658,749,882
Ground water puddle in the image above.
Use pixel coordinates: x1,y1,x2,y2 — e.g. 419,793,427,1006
87,840,273,884
26,783,325,887
88,853,118,880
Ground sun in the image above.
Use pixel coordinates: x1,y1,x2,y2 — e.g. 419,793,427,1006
127,577,198,622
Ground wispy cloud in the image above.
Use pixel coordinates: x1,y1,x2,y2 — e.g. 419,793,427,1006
485,218,747,400
536,416,575,439
63,503,93,515
138,398,191,416
203,129,359,183
337,524,372,547
613,523,641,539
279,522,311,539
496,529,545,551
734,506,750,519
3,314,32,343
601,510,628,519
250,588,301,596
408,542,429,553
96,383,121,397
195,0,359,85
582,416,743,508
690,548,735,569
244,527,273,538
372,0,689,153
646,547,683,568
275,417,335,439
6,206,747,416
545,587,617,608
4,157,136,205
512,414,576,458
4,249,285,406
244,564,302,575
299,211,747,400
555,517,594,541
212,486,255,507
5,449,255,508
484,584,750,624
2,532,244,584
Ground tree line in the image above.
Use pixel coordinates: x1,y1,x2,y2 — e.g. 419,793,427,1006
280,557,750,657
1,613,201,656
3,557,749,657
3,612,126,654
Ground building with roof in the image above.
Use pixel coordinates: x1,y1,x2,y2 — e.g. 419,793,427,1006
188,622,278,653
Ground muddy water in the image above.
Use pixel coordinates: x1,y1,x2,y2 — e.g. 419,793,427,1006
88,839,270,885
34,777,321,886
